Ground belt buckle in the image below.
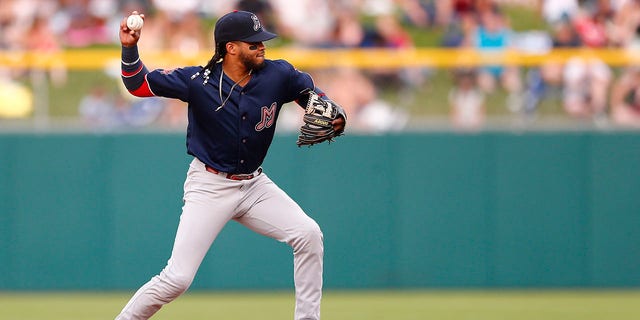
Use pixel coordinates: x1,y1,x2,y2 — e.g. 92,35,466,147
228,173,254,181
228,167,262,180
205,164,260,180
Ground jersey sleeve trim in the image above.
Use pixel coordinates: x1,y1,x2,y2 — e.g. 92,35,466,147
129,74,155,97
121,45,155,97
122,63,144,77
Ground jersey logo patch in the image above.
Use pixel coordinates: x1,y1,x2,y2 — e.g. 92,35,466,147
255,102,277,131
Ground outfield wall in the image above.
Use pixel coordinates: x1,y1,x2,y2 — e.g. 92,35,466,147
1,131,639,290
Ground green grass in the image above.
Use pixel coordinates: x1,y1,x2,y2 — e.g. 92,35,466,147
1,290,639,320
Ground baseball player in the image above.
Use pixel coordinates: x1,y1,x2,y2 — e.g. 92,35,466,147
115,10,346,320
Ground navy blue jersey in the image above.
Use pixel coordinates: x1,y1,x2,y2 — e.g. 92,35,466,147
123,56,320,174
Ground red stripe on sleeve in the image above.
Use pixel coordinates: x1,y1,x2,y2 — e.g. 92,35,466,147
129,79,154,97
122,64,144,77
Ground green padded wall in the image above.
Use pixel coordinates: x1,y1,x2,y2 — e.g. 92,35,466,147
1,131,639,290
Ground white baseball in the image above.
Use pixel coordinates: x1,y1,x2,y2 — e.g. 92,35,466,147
126,14,144,31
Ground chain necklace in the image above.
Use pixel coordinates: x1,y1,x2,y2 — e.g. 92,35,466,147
216,69,252,111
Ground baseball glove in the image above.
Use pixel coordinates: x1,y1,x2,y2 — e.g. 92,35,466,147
296,90,346,147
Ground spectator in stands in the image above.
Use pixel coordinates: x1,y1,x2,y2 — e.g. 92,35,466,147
374,14,415,49
475,0,500,16
79,82,165,130
609,0,640,48
471,8,524,114
7,0,638,129
396,0,449,28
23,14,60,53
166,10,210,57
22,12,67,87
452,0,477,17
537,0,579,25
449,68,486,130
270,0,335,47
573,0,613,48
78,84,117,128
608,0,640,127
0,1,15,50
134,9,170,51
369,13,427,89
528,2,612,124
62,0,115,47
311,66,408,133
441,8,478,47
560,2,612,122
609,67,640,127
325,7,367,48
151,0,199,16
531,17,581,112
304,4,409,133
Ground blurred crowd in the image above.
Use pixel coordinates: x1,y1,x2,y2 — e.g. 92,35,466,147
2,0,640,131
445,0,640,130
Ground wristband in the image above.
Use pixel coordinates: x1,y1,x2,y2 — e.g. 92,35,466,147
121,45,140,65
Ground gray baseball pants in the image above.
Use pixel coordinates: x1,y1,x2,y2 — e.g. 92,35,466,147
115,157,324,320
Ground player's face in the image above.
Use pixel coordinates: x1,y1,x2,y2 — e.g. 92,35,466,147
238,41,266,71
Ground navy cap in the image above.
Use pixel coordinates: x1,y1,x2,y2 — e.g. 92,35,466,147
214,10,277,44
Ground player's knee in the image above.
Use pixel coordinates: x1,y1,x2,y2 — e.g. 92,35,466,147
158,270,195,297
290,221,323,254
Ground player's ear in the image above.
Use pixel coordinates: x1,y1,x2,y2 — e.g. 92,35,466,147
226,42,238,55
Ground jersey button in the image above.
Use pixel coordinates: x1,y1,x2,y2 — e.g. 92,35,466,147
240,160,245,164
242,138,247,143
242,115,247,120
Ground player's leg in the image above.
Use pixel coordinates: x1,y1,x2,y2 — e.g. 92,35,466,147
116,159,240,320
235,173,324,320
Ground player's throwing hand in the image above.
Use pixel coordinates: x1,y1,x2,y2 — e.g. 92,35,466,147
119,11,144,47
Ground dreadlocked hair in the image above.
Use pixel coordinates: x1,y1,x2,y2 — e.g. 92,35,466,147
190,41,227,84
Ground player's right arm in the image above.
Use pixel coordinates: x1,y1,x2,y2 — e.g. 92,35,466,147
119,11,153,97
118,11,196,102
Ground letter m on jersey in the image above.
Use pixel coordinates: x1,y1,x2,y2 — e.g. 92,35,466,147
255,102,277,131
